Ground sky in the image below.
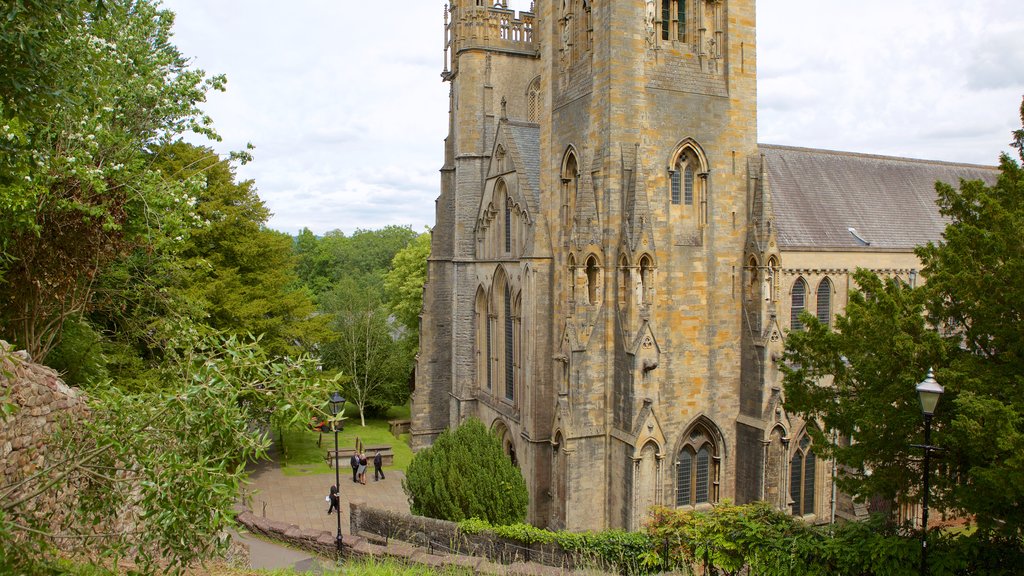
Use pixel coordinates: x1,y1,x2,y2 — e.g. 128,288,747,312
159,0,1024,236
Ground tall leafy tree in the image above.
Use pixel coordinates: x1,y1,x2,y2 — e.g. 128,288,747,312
150,142,327,359
783,99,1024,538
320,278,410,426
0,0,222,361
383,229,431,344
913,97,1024,536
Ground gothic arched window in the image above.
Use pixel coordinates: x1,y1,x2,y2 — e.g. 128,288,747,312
817,278,833,327
791,278,807,330
568,254,577,303
639,255,653,305
676,423,719,507
661,0,687,42
527,76,541,123
586,255,599,305
790,433,816,516
504,284,514,401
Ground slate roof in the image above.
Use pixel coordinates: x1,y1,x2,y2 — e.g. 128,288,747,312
504,121,541,209
760,144,1000,250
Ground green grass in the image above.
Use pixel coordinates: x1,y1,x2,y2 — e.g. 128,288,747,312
275,404,414,477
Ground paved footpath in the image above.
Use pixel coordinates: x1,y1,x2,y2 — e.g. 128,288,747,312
237,442,411,572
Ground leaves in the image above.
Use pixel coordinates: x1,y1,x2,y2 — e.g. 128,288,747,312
403,418,528,526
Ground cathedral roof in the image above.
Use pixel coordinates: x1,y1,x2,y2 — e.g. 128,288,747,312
504,121,541,207
759,144,1000,250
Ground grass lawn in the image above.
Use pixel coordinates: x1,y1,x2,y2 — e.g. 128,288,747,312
273,404,414,477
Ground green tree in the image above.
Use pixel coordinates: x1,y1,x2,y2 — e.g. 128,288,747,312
383,229,431,341
150,142,327,359
403,418,528,526
783,99,1024,538
320,278,411,426
0,0,223,362
782,271,944,511
913,97,1024,537
295,226,418,298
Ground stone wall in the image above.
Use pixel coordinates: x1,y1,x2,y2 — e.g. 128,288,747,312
235,502,588,576
0,341,88,532
349,502,607,572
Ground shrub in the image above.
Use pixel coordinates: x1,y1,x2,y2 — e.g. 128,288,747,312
403,418,528,525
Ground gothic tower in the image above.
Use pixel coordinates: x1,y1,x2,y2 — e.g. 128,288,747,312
414,0,760,531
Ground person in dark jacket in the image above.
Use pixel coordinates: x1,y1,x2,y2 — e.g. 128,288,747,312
357,452,368,485
373,449,386,481
350,453,359,483
326,485,339,514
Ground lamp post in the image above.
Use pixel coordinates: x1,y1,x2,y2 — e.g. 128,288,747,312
329,392,346,558
915,369,943,576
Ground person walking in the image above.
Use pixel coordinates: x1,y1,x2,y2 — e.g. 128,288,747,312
350,452,359,483
357,452,368,485
373,449,385,481
326,485,339,515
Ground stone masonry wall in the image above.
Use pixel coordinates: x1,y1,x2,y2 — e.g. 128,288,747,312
0,340,88,534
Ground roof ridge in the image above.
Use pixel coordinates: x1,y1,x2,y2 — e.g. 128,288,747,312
758,143,998,171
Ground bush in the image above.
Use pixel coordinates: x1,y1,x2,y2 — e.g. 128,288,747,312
403,418,528,525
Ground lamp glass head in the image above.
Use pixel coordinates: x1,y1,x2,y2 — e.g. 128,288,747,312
916,370,943,416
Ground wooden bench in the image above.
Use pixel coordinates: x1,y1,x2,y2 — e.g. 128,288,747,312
325,446,394,467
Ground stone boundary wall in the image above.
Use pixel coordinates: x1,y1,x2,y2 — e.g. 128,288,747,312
235,502,613,576
0,341,89,533
349,502,617,573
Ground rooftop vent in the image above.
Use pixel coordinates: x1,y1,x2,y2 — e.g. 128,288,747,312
848,227,871,246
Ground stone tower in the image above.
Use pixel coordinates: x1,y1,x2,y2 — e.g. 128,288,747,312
414,0,760,531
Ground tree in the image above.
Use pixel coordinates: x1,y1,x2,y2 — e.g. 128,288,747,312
403,418,528,525
913,96,1024,537
0,331,335,575
383,229,431,342
783,99,1024,538
320,278,411,426
0,0,223,362
782,271,944,507
150,142,327,359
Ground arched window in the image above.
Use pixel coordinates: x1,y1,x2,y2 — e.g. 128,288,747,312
816,278,832,327
504,284,514,401
527,77,541,123
791,278,807,330
676,422,719,507
505,202,512,254
766,257,778,302
475,288,488,390
670,144,704,210
790,433,816,516
586,255,599,305
562,151,579,230
661,0,687,42
568,254,577,303
639,255,653,305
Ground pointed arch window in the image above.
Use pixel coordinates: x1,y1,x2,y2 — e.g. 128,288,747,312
661,0,687,42
527,77,541,123
791,278,807,330
618,256,629,308
676,424,719,507
586,255,599,305
639,255,653,306
671,146,703,208
475,288,489,390
504,285,514,401
505,203,512,254
562,151,579,230
816,278,832,327
790,434,816,516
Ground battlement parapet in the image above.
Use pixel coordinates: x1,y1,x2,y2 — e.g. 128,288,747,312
444,3,537,79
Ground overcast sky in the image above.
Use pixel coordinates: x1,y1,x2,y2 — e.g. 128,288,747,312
160,0,1024,236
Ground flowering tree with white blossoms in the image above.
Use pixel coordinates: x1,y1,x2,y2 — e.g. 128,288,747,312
0,0,231,362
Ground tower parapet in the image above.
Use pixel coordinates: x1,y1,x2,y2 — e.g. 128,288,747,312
443,2,537,80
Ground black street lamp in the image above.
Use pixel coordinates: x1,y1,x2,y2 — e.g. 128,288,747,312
915,369,943,576
329,392,346,558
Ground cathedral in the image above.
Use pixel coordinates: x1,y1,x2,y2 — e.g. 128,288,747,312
411,0,998,531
